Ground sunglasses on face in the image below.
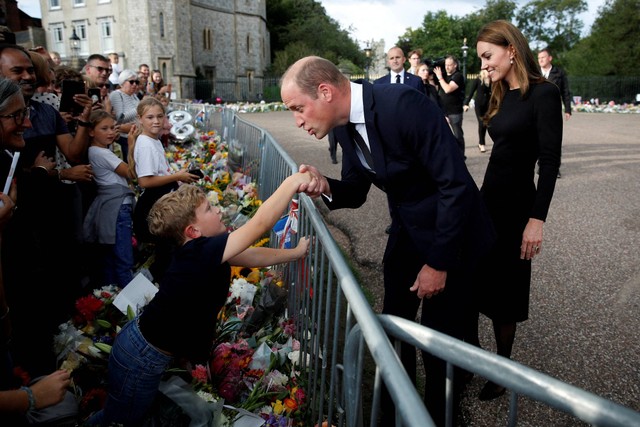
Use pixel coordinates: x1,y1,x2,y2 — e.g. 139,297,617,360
127,80,140,85
89,65,113,74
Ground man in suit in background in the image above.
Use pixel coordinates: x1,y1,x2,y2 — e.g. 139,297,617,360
281,56,495,426
538,47,570,178
374,46,425,94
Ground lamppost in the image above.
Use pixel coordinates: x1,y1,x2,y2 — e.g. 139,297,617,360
364,43,372,82
69,28,81,70
461,37,469,83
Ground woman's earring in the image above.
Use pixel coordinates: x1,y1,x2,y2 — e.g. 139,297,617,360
510,58,514,64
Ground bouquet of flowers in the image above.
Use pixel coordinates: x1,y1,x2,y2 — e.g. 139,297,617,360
188,267,311,426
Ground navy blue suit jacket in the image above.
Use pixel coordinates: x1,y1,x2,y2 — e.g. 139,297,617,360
324,81,494,272
374,71,426,95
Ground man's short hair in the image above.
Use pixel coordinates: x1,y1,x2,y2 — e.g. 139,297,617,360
87,53,109,64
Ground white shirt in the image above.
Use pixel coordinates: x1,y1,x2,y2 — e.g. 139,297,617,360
349,82,373,172
133,134,172,179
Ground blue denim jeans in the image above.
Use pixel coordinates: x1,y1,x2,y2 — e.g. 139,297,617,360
104,203,134,287
87,318,172,426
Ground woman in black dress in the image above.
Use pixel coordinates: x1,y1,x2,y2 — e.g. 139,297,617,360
463,69,492,152
473,20,562,400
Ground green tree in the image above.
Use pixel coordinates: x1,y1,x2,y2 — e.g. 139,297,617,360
460,0,518,73
266,0,367,74
565,0,640,76
516,0,587,55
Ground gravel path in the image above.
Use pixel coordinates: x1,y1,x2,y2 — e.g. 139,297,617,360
241,109,640,426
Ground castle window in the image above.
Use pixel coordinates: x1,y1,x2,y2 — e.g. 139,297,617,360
159,13,165,38
97,18,114,54
73,0,86,7
50,23,65,57
203,28,212,51
49,0,60,9
246,35,250,54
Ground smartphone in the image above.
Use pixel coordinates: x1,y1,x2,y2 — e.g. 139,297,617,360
87,88,101,104
59,80,85,116
189,169,204,179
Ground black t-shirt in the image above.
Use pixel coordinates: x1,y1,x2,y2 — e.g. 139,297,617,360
439,70,465,115
139,234,231,362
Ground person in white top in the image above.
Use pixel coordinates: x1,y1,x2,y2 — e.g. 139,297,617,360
84,110,136,287
128,97,201,281
108,52,122,87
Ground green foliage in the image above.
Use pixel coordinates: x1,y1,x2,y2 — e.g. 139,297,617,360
516,0,587,52
565,0,640,76
266,0,368,74
265,0,639,81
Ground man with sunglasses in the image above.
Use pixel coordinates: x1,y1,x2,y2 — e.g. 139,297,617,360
84,54,112,89
0,43,94,378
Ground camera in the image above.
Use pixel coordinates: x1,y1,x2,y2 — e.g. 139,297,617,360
427,57,446,70
425,57,446,84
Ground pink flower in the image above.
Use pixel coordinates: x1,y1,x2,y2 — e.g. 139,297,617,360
191,364,208,384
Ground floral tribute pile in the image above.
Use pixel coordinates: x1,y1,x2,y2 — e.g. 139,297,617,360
54,129,312,426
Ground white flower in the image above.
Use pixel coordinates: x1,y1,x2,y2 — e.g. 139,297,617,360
196,390,217,403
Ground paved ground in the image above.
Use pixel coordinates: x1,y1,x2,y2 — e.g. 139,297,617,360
241,109,640,426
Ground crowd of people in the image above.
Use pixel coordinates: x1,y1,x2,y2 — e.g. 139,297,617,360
0,17,569,426
0,44,202,425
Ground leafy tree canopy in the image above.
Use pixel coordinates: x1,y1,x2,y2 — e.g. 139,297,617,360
565,0,640,76
266,0,368,74
516,0,587,54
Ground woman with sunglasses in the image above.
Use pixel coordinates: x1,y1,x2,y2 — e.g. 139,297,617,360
109,69,140,163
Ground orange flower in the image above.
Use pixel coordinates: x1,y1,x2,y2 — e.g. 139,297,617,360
283,397,298,413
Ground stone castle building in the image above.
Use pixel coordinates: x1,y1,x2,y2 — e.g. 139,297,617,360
38,0,271,101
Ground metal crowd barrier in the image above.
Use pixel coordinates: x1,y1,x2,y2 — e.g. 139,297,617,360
169,103,640,427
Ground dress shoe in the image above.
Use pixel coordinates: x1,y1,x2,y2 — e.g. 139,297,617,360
557,170,562,178
385,224,391,234
478,144,486,153
478,381,506,401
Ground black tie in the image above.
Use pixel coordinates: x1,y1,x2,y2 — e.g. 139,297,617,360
396,74,401,84
348,123,374,170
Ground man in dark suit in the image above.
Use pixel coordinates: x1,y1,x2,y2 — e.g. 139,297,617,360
281,56,495,426
374,46,425,94
538,47,570,178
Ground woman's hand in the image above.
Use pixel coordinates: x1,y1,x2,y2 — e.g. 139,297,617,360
30,370,72,410
521,218,544,260
0,187,17,231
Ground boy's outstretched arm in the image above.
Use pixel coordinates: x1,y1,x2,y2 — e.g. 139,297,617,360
227,236,310,267
223,172,311,262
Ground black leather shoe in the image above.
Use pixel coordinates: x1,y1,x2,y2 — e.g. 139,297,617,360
478,381,506,401
385,224,392,234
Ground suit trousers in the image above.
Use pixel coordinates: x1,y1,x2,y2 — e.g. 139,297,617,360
381,229,470,426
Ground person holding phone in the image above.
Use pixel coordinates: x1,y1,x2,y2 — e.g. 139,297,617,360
109,69,140,163
0,44,94,377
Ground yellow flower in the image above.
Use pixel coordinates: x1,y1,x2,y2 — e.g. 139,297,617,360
272,399,284,415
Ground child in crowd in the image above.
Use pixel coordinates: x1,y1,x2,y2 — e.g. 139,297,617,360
83,110,136,288
127,97,201,281
88,177,312,426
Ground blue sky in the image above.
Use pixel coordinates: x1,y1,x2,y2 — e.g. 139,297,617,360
19,0,606,52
